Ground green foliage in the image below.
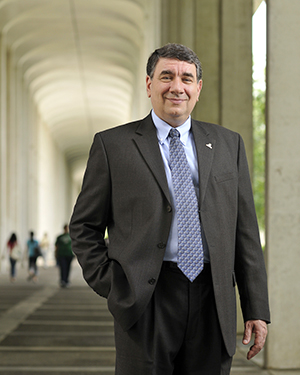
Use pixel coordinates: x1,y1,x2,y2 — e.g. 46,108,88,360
253,89,266,234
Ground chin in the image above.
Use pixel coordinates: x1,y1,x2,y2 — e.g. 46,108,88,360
166,115,185,127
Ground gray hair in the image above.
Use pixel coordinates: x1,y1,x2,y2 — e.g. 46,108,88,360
146,43,202,82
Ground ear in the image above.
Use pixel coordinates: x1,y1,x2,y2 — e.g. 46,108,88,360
146,75,152,98
197,79,203,101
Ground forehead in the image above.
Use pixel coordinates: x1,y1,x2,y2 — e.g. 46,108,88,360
154,58,197,77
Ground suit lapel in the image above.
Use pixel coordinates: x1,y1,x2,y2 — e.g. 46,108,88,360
133,114,171,204
191,119,216,208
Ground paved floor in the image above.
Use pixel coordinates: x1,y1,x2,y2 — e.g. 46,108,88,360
0,258,298,374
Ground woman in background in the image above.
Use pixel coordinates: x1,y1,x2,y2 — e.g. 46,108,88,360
7,233,21,283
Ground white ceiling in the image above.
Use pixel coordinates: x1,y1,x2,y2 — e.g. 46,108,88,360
0,0,154,177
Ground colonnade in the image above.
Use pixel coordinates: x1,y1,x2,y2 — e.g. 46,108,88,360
0,36,73,252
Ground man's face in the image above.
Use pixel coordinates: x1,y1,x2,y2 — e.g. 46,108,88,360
146,58,202,127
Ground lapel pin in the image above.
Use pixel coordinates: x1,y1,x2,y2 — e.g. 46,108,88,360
206,143,213,149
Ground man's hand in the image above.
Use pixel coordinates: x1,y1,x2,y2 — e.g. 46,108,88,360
242,320,268,360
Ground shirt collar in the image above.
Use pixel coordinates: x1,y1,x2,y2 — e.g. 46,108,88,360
151,110,191,146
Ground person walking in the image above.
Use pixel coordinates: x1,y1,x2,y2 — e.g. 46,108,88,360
27,231,40,282
40,232,50,268
55,224,74,288
6,233,22,282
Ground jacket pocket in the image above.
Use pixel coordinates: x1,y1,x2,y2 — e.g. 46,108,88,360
214,172,235,183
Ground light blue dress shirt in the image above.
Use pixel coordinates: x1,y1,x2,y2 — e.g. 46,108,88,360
151,110,209,263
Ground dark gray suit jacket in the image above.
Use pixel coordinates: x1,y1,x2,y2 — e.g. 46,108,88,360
69,113,270,356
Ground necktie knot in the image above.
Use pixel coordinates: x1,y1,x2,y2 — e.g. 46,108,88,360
169,128,180,139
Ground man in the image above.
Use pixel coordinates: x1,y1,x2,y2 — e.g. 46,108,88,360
55,224,74,287
70,43,270,374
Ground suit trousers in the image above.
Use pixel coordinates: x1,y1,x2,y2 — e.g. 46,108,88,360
114,262,232,375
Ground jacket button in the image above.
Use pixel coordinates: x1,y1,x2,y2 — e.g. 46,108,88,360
167,205,172,213
148,278,156,285
157,242,166,249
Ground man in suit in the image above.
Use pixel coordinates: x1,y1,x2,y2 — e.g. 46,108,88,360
69,43,270,375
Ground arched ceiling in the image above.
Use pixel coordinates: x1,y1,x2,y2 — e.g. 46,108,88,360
0,0,153,179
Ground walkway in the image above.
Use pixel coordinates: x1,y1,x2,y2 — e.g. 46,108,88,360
0,259,297,374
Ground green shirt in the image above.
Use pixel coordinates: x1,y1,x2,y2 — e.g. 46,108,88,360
55,233,73,257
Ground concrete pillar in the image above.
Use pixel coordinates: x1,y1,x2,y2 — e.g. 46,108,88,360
220,0,253,169
265,0,300,369
19,77,30,244
161,0,220,124
194,0,221,127
0,35,7,253
5,51,29,247
27,93,39,235
161,0,253,173
6,51,18,233
134,0,161,120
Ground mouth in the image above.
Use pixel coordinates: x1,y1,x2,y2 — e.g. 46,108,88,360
166,97,186,105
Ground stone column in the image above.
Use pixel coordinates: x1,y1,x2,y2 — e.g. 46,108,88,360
194,0,221,127
265,0,300,369
6,51,18,233
16,69,30,243
161,0,220,126
220,0,253,169
161,0,253,173
0,35,7,251
135,0,161,119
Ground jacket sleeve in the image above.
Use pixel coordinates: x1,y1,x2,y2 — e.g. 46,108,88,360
235,134,270,323
69,133,112,298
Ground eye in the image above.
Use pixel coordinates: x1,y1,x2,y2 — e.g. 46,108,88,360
182,77,193,83
160,75,172,81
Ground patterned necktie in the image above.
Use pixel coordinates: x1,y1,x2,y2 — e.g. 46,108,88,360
169,128,204,282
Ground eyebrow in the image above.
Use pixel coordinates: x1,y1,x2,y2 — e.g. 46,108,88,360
159,70,195,79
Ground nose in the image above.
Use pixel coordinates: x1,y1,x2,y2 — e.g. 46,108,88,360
169,77,184,94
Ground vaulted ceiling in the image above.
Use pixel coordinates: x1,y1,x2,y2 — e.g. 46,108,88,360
0,0,155,177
